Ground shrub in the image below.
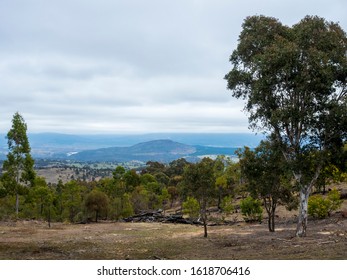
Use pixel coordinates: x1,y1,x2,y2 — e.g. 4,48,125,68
327,188,343,211
0,182,7,198
221,195,234,221
84,189,109,222
308,195,331,219
182,196,200,219
240,196,263,222
308,188,342,219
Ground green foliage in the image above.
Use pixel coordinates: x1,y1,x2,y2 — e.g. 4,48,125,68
1,112,36,217
166,158,190,177
182,196,200,219
160,187,170,211
62,181,86,222
167,186,179,207
84,189,109,222
131,186,149,213
308,196,332,219
317,164,347,193
308,189,343,219
0,196,16,219
183,157,216,237
140,173,157,185
113,166,125,180
240,197,263,222
120,193,134,218
328,188,343,211
221,195,234,214
238,139,294,231
220,195,234,221
25,177,54,221
0,181,7,198
123,170,140,192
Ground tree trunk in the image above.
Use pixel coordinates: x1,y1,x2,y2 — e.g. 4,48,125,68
203,215,208,238
201,200,208,238
270,213,275,232
295,165,321,237
15,171,20,218
264,197,276,232
268,206,276,232
48,207,51,228
217,186,222,210
15,192,19,218
296,186,310,237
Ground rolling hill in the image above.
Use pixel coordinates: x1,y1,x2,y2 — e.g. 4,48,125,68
0,132,262,161
67,139,238,163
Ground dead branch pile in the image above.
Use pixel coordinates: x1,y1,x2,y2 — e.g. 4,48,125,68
122,210,201,225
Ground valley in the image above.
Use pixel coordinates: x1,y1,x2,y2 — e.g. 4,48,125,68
2,133,252,184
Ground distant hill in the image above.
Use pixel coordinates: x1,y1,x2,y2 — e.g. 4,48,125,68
68,140,196,162
0,132,263,161
66,140,239,163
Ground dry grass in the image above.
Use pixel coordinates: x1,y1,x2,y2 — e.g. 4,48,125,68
0,214,346,260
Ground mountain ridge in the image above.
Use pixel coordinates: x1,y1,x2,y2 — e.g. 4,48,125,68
0,133,263,161
67,139,237,163
68,140,194,162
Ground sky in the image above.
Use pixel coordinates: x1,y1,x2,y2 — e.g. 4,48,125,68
1,0,346,134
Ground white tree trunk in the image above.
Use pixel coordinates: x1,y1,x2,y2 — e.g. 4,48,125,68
295,164,321,237
296,187,310,237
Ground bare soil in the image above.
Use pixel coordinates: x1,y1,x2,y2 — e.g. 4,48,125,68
0,213,346,260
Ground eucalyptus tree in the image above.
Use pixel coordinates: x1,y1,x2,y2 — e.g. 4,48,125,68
225,15,347,237
1,112,36,217
238,139,293,232
183,157,216,238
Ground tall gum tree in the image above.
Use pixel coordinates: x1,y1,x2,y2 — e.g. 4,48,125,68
225,15,347,237
2,112,36,217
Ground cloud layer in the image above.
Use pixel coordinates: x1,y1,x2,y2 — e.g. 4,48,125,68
1,0,346,133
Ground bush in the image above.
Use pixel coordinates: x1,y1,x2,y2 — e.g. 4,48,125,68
240,196,263,222
221,195,234,221
121,193,134,218
84,189,109,222
182,197,200,219
327,188,343,211
308,188,342,219
0,182,7,198
308,195,331,219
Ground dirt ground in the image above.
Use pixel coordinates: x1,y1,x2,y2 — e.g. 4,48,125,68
0,212,346,260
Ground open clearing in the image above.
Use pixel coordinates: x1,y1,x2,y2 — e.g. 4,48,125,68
0,213,346,260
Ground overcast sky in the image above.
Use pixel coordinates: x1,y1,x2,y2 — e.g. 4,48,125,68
1,0,346,134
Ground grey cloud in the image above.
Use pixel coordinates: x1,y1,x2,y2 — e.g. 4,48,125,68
1,0,346,134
